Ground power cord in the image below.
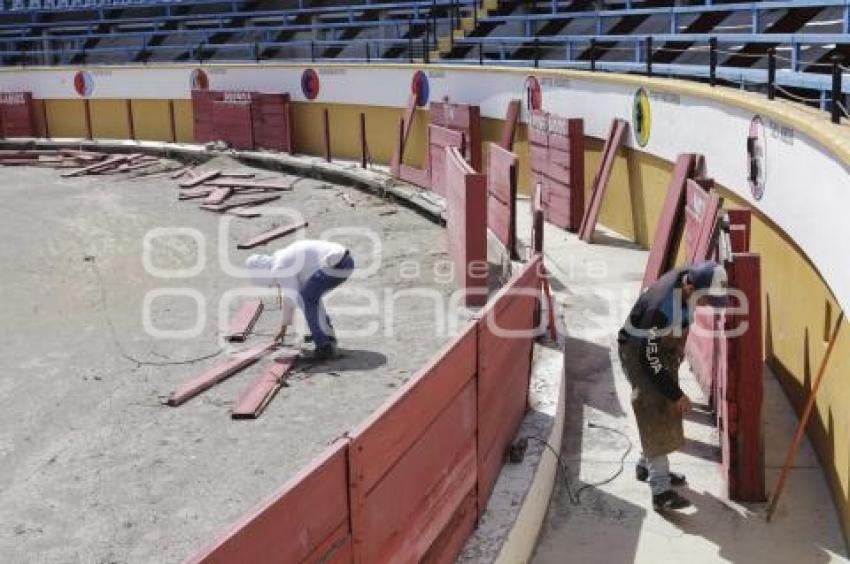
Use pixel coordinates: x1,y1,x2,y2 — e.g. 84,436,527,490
523,421,633,506
86,255,224,367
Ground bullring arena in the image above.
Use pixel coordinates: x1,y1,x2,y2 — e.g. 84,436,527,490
1,2,850,563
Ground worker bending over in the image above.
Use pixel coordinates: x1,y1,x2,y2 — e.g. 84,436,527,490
245,239,354,360
617,261,728,511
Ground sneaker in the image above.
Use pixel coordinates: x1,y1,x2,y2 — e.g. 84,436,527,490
636,465,687,486
308,342,337,361
652,490,692,512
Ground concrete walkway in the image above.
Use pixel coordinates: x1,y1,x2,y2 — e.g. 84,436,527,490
515,201,848,564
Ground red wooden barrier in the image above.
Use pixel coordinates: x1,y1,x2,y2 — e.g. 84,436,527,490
189,440,353,563
193,90,292,151
428,125,466,197
0,92,36,138
723,253,765,501
684,179,722,264
727,209,752,253
579,119,628,242
348,323,479,564
642,154,698,289
251,93,293,153
528,110,585,232
446,146,488,307
475,256,542,507
430,101,482,172
486,143,518,259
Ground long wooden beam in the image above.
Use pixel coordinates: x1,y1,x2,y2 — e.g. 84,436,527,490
578,119,628,242
225,300,264,343
237,221,308,250
167,342,277,406
231,354,299,419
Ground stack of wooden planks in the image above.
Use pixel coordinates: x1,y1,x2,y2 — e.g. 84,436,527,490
0,149,173,176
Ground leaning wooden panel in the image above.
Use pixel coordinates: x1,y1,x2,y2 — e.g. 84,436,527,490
430,101,482,171
445,147,488,306
487,143,518,258
188,440,352,564
579,119,627,242
428,125,465,197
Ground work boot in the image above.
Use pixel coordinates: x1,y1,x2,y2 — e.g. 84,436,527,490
303,335,337,344
636,465,687,486
652,490,691,512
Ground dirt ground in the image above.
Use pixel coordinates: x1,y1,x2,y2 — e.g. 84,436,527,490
0,155,460,563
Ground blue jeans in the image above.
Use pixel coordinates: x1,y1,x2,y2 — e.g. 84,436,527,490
299,252,354,347
638,453,670,495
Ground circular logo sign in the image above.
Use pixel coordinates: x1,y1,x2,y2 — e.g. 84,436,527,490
411,70,429,107
747,115,767,200
632,87,651,147
525,76,542,111
301,69,320,101
190,68,209,91
74,70,94,97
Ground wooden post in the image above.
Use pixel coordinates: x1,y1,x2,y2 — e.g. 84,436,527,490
126,99,135,140
83,98,92,139
41,99,50,138
168,99,177,143
766,310,844,520
359,112,367,168
322,108,331,162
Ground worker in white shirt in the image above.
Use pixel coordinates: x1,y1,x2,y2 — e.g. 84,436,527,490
245,239,354,360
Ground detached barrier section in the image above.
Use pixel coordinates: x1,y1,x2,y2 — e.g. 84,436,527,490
0,92,35,137
475,256,542,507
193,90,292,151
349,323,479,563
446,146,487,307
486,143,518,259
528,110,585,232
189,440,352,564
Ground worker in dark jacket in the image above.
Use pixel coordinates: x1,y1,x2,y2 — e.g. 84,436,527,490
617,261,728,511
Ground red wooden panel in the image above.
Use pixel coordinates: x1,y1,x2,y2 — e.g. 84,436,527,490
475,257,541,508
527,110,549,147
0,92,35,137
399,164,431,189
687,306,719,394
237,221,308,250
189,440,352,564
430,102,482,171
487,143,518,258
224,299,264,342
579,119,628,241
727,209,752,253
643,154,697,289
429,124,465,197
498,100,521,151
231,354,298,419
725,253,765,501
348,322,477,492
690,191,722,264
420,490,478,564
348,323,478,564
445,147,487,306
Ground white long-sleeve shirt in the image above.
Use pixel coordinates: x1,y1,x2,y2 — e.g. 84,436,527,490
250,240,347,325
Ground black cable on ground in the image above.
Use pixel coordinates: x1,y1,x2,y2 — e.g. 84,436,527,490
86,256,223,367
524,421,633,506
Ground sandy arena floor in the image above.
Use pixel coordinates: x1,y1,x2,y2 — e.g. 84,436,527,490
0,156,460,563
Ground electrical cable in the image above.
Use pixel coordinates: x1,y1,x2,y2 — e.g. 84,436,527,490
86,256,224,367
774,85,824,104
523,421,633,506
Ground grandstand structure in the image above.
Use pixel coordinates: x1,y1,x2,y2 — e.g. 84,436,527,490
1,0,849,111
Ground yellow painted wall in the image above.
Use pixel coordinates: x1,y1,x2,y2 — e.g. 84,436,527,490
90,99,131,140
130,99,175,142
45,99,87,138
172,100,193,143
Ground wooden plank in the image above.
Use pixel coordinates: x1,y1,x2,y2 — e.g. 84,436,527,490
578,119,628,242
226,208,262,219
203,187,233,205
486,143,518,259
179,187,215,200
219,171,255,178
224,299,264,342
236,221,307,249
189,440,351,564
498,99,521,151
204,178,293,191
60,155,127,177
199,194,280,213
179,169,221,188
390,92,418,176
231,354,298,419
642,154,697,289
167,342,277,406
689,191,723,264
170,164,194,179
